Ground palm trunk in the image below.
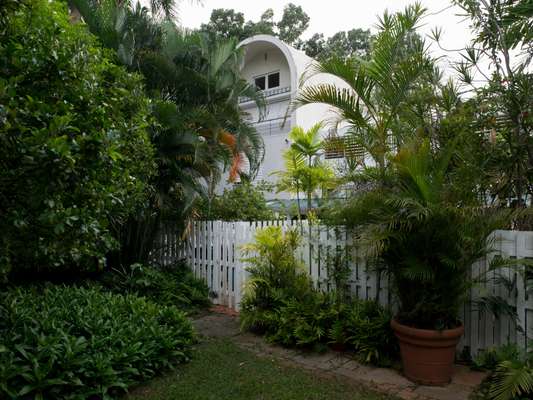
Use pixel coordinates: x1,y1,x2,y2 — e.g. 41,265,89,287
296,188,302,221
307,155,312,215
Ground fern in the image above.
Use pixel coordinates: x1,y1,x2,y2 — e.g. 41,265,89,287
490,361,533,400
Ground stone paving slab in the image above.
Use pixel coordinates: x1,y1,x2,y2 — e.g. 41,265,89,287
192,313,241,338
193,312,486,400
413,384,473,400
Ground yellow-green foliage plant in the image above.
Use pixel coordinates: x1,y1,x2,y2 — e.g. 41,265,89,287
240,227,312,332
239,227,398,365
273,124,336,218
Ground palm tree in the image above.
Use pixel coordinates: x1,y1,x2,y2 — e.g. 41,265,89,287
338,138,513,326
274,124,335,218
166,34,266,180
71,0,265,184
288,123,323,166
71,0,266,265
274,150,306,218
294,3,434,185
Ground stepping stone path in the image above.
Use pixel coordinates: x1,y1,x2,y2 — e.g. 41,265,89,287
193,310,487,400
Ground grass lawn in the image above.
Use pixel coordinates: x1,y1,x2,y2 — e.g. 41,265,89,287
127,338,396,400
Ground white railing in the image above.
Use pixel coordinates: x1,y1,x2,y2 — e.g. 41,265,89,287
238,86,291,104
253,117,291,136
152,220,533,357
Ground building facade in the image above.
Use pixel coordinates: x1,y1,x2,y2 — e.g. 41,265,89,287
221,34,352,202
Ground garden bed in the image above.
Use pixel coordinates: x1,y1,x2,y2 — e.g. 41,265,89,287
0,285,195,399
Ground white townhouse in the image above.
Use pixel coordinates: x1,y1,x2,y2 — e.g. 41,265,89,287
221,34,360,203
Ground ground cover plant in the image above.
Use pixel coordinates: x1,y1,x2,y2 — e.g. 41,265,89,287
126,338,397,400
0,285,195,399
98,261,210,311
468,343,533,400
240,226,397,366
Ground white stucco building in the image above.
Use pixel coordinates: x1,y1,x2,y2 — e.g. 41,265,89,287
221,34,356,203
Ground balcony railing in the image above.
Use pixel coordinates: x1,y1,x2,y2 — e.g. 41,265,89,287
253,118,291,136
239,86,291,104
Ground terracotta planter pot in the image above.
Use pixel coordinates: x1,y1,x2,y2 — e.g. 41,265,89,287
391,319,464,386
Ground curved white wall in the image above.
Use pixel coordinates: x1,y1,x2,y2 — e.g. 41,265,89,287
241,50,291,89
217,35,355,203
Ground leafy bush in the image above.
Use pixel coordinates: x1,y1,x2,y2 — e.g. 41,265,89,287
338,140,512,330
254,293,396,366
265,292,337,348
342,300,397,365
0,0,155,277
240,226,312,333
99,262,210,311
0,285,194,399
468,343,533,400
240,226,397,366
197,180,275,221
473,344,522,371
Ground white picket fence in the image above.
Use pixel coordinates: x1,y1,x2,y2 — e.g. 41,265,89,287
152,220,533,357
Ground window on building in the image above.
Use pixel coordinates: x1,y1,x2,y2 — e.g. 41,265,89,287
253,71,280,91
267,72,280,88
254,76,266,90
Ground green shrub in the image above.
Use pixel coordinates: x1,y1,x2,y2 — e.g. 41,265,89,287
197,181,275,221
99,262,210,311
266,292,337,348
343,300,397,366
240,227,313,333
264,294,396,365
473,344,522,371
467,344,533,400
0,0,155,276
240,226,397,366
0,285,194,399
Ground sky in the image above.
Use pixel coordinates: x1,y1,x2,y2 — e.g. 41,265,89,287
178,0,476,77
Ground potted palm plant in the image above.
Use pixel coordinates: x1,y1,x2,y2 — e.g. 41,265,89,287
339,140,510,385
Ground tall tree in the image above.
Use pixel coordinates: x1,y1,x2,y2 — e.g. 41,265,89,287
295,4,434,185
302,28,372,60
500,0,533,48
244,8,276,37
300,33,326,58
440,0,533,211
277,3,310,45
199,8,246,40
200,4,309,44
71,0,266,264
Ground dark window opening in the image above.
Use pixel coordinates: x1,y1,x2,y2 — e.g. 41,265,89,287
268,72,280,88
254,76,266,90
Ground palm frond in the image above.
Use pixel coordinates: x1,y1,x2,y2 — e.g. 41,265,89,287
490,361,533,400
295,84,373,131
